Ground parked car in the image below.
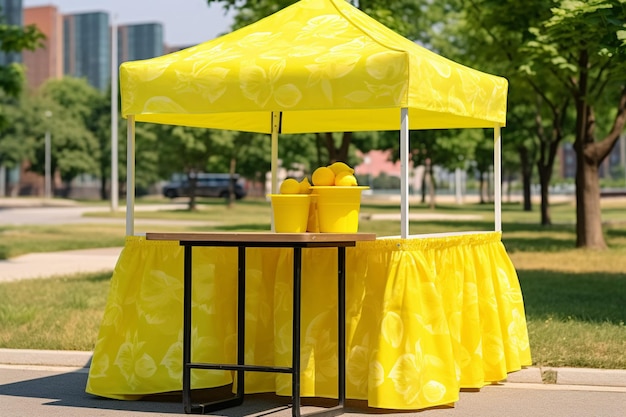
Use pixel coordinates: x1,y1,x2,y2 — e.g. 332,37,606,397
162,173,246,199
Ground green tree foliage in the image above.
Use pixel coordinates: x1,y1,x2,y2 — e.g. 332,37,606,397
447,0,625,246
520,0,626,248
0,92,34,172
154,124,217,210
112,119,161,198
0,11,44,128
25,78,102,196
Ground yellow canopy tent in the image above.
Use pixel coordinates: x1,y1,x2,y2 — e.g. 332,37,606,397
89,2,530,406
119,0,508,236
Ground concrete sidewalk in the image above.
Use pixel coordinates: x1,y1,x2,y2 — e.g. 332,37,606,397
1,350,626,417
0,247,123,283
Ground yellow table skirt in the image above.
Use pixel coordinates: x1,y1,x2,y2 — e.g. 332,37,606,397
85,231,531,410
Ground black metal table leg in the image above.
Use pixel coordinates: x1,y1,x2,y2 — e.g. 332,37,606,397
290,247,346,417
236,246,246,400
173,238,361,417
337,246,346,408
292,247,303,417
183,245,193,413
182,245,247,414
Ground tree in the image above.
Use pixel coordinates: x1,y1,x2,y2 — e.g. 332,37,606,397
0,93,34,188
25,78,102,196
442,0,559,221
522,0,626,248
155,124,217,211
112,118,161,199
456,0,626,244
0,11,44,127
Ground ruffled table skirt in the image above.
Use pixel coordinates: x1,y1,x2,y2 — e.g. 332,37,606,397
86,231,531,410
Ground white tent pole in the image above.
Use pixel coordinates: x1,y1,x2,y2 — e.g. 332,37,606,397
270,112,280,233
400,108,409,239
271,112,280,194
494,125,502,232
126,115,136,236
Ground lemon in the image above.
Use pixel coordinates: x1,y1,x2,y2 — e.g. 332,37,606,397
335,171,358,186
279,178,301,194
328,161,354,175
299,177,311,194
312,166,335,186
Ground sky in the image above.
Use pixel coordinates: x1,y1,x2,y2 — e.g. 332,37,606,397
23,0,235,46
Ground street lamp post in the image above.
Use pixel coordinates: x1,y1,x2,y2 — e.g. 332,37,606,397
44,110,52,199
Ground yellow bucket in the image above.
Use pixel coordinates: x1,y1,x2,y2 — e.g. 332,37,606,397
268,194,311,233
310,186,368,233
306,194,319,233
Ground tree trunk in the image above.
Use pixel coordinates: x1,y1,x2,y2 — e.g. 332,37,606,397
519,146,533,211
573,47,626,248
428,160,436,209
575,145,605,249
337,132,352,162
315,134,324,168
227,157,236,209
324,132,352,164
100,177,107,200
187,175,197,211
421,167,427,204
534,94,569,225
539,171,551,225
478,170,487,204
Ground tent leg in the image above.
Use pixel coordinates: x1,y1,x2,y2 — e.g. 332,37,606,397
126,115,135,236
494,125,502,232
400,108,409,239
271,112,280,194
270,112,280,232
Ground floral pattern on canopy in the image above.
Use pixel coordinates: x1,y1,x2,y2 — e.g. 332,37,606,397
119,0,507,133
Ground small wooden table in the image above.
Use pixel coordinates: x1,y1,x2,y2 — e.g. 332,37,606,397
145,232,376,416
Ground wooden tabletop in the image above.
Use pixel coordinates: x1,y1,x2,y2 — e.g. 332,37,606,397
146,232,376,243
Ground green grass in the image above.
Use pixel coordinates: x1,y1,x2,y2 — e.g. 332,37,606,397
517,270,626,369
0,272,110,351
0,224,127,259
1,195,625,369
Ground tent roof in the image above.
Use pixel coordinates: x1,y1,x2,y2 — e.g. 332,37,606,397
119,0,508,134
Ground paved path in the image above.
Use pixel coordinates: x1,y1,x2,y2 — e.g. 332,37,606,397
0,247,124,283
1,362,625,417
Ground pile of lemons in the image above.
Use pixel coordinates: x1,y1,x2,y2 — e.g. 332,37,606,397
279,162,358,194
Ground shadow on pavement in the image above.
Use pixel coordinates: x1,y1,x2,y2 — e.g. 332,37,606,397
0,369,427,416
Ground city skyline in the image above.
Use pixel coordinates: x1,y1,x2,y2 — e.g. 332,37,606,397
22,0,235,47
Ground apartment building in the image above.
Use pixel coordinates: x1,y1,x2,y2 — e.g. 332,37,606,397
23,5,63,90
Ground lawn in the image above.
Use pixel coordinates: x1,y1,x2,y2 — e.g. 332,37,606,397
1,195,625,369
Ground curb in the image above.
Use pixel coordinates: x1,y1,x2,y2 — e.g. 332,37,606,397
550,367,626,387
1,349,625,388
505,366,626,387
0,348,92,368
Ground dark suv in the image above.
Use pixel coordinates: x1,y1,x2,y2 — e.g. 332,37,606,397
162,173,246,199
